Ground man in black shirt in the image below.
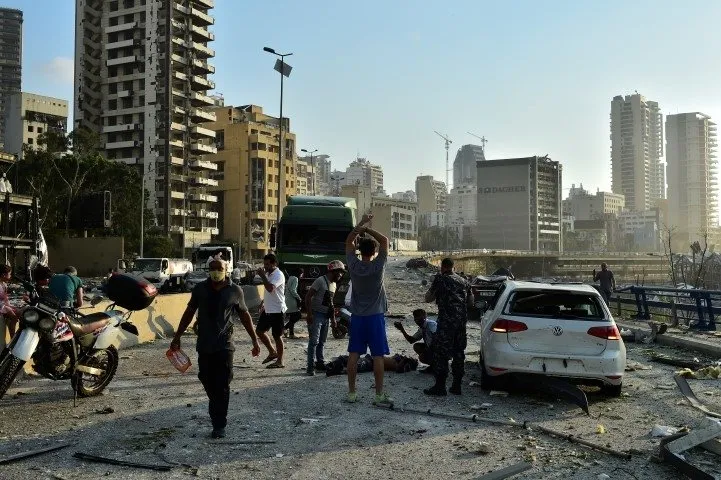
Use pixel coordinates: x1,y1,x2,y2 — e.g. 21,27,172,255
171,260,260,438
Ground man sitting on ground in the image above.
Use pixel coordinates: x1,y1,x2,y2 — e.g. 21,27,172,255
394,308,437,371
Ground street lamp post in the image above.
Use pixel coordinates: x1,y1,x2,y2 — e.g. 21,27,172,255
263,47,293,224
301,148,318,196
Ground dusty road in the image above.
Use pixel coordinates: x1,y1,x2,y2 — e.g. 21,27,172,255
1,257,720,479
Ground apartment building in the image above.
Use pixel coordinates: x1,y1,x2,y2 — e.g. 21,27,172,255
370,196,418,250
4,93,68,158
74,0,219,249
311,154,331,196
345,158,383,193
415,175,447,226
610,93,664,212
202,104,297,259
295,157,314,196
391,190,417,203
448,183,477,226
562,184,625,221
0,8,22,149
666,112,719,250
476,156,563,252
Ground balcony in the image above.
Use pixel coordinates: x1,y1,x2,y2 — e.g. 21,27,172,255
191,42,214,58
191,209,219,219
191,177,219,187
172,88,188,99
189,159,218,171
170,191,186,200
190,7,214,26
190,92,214,107
191,58,214,74
201,227,220,235
190,108,216,122
171,53,188,66
194,0,215,8
191,143,217,154
113,157,140,165
107,55,140,66
102,124,140,133
188,193,218,203
191,24,214,42
170,208,189,217
117,90,133,98
105,140,141,150
168,225,185,234
106,21,137,34
190,74,214,90
173,71,189,82
169,139,184,149
171,122,187,132
173,2,190,17
105,39,135,50
191,125,216,138
171,156,184,166
173,106,187,116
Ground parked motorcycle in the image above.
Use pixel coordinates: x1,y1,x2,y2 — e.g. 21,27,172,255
0,274,157,399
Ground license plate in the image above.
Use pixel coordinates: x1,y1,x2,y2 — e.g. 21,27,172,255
529,358,586,374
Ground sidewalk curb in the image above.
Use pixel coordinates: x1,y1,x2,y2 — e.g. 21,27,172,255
616,320,721,358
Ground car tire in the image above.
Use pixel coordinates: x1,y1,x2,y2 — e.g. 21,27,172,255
479,355,496,391
601,382,622,397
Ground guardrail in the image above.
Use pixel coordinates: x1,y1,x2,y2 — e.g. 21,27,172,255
612,286,720,331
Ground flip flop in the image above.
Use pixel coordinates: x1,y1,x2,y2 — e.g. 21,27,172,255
266,362,285,369
262,355,278,364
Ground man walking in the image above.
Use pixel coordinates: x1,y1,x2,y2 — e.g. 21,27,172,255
424,258,471,396
593,263,616,306
170,260,260,438
345,213,392,406
394,308,437,369
284,268,303,338
304,261,345,376
256,254,287,368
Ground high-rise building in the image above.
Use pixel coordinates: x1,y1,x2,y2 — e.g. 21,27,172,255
4,93,69,159
74,0,219,249
0,8,23,149
610,93,664,212
453,144,485,186
415,175,447,227
345,158,383,193
476,156,563,252
666,112,719,249
202,104,297,258
310,154,331,195
295,157,314,196
448,184,477,226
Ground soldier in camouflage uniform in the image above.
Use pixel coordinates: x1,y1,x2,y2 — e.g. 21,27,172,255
424,258,471,396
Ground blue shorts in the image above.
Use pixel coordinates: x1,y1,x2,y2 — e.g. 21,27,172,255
348,313,390,357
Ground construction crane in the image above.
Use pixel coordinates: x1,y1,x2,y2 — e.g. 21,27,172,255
467,132,488,154
433,131,452,251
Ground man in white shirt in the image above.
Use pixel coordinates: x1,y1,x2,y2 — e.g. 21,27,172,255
394,309,437,368
255,253,287,368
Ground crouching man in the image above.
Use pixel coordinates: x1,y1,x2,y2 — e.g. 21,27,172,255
171,260,261,438
394,308,437,371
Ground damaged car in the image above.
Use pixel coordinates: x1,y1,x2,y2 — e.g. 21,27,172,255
478,281,626,396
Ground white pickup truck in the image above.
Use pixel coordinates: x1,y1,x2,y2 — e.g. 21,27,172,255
121,257,193,293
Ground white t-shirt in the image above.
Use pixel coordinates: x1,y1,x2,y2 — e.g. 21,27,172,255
263,268,287,314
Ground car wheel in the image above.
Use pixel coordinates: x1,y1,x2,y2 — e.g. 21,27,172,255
601,382,622,397
479,355,496,391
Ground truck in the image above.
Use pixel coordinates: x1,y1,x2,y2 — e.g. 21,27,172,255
123,257,193,293
270,196,356,313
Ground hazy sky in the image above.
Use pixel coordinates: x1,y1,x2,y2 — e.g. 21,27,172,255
6,0,721,196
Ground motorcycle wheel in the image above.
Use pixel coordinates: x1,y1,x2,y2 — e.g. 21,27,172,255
0,354,25,399
71,345,119,398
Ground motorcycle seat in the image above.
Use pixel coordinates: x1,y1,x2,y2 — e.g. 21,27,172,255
67,312,111,336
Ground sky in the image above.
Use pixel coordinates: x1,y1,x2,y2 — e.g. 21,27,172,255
6,0,721,196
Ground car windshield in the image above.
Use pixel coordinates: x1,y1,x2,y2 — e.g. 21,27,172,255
279,226,349,252
505,290,606,320
132,259,161,272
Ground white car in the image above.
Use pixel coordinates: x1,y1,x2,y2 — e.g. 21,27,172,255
479,281,626,396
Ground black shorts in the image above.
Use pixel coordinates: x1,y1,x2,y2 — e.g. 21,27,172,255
257,312,285,338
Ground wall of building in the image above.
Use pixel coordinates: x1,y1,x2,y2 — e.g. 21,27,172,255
47,236,124,277
341,184,373,218
4,92,68,158
415,175,446,215
0,8,22,149
370,196,418,247
448,183,477,226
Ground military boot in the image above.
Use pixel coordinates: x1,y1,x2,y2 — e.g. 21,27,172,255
423,376,447,396
449,377,462,395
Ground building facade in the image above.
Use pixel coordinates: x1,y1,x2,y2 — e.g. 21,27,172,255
202,104,297,259
666,112,719,250
562,184,625,221
476,156,563,252
4,93,69,158
391,190,417,203
345,158,383,193
340,184,372,219
295,157,314,196
618,209,662,252
415,175,447,226
610,93,664,212
453,144,485,186
74,0,219,249
312,154,331,196
448,183,477,227
0,8,22,149
370,196,418,250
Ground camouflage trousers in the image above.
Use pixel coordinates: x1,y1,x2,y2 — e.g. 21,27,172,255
432,322,467,382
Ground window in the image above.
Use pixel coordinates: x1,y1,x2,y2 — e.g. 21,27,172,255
27,138,33,145
109,99,118,110
27,125,33,132
37,127,43,134
506,291,605,320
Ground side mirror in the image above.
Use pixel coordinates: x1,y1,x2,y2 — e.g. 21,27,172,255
475,300,488,311
269,226,277,249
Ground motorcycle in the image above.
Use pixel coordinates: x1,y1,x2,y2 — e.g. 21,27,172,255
0,280,141,399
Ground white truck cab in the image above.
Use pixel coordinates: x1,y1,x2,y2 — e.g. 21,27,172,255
125,257,193,292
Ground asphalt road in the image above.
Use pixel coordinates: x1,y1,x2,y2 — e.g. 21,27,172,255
1,258,720,479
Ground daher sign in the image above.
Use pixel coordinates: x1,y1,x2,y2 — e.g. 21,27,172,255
479,185,527,194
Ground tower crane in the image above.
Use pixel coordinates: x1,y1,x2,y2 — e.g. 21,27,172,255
467,132,488,154
433,131,452,251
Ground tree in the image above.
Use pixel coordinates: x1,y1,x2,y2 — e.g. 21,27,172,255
418,225,461,251
662,225,678,286
143,235,176,258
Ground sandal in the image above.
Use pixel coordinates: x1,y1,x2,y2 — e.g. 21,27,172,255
266,362,285,369
261,355,278,364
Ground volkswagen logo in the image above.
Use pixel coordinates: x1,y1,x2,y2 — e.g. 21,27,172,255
552,326,563,336
309,267,321,278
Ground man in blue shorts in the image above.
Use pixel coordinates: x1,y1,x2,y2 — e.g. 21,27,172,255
344,213,392,406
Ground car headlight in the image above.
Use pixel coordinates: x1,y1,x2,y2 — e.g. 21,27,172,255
38,316,56,332
22,309,40,326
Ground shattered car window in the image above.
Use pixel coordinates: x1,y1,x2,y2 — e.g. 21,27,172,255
506,291,606,320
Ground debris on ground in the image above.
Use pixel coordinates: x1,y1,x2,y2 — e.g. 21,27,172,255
470,403,493,411
490,390,509,397
94,407,115,415
476,460,532,479
406,258,431,269
0,443,71,465
660,420,721,479
596,424,606,435
651,352,703,369
674,374,721,418
73,452,172,471
676,365,721,379
651,425,684,437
